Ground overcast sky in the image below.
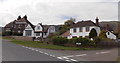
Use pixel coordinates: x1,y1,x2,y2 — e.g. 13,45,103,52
0,0,119,27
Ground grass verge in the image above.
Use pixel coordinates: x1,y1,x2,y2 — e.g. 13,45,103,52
2,37,101,50
117,57,120,63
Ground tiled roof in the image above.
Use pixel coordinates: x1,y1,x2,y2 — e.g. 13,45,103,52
71,20,97,28
61,31,70,37
34,25,54,33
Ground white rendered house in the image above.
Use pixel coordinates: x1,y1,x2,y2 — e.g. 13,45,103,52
67,17,101,39
23,24,34,37
106,31,117,39
23,23,56,38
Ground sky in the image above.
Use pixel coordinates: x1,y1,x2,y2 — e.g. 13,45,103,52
0,0,119,27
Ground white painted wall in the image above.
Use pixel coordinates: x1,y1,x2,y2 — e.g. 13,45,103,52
23,24,34,37
106,31,117,39
43,26,56,38
35,23,43,31
69,26,100,39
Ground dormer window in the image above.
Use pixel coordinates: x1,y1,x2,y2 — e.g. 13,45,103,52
37,26,40,30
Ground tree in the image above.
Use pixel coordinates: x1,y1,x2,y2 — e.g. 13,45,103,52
58,18,76,35
64,18,75,26
89,28,97,38
99,30,107,38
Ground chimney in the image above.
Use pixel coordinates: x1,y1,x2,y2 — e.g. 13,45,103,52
17,15,21,20
95,17,99,26
23,15,27,20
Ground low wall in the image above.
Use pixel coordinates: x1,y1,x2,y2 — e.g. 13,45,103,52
5,36,33,41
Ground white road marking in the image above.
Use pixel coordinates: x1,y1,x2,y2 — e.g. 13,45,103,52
49,55,55,57
28,48,32,49
22,46,25,47
51,55,55,57
96,53,100,54
76,54,87,56
39,51,43,53
25,47,29,48
63,57,69,59
44,53,49,55
21,46,78,62
101,51,110,54
65,55,74,57
35,50,39,52
65,60,70,62
31,49,35,51
57,57,63,59
70,59,78,61
96,51,110,54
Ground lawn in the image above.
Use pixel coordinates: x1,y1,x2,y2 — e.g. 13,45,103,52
3,37,101,50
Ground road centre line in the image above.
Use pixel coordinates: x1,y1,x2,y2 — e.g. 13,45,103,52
96,51,110,54
75,54,87,56
101,51,110,54
22,46,78,62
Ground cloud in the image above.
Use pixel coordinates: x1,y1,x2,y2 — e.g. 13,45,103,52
0,0,119,27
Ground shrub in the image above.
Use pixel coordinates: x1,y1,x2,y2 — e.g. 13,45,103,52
99,30,107,38
52,36,68,46
69,37,96,47
89,28,97,38
2,31,12,36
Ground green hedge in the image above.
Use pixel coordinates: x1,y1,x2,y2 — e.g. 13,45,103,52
52,36,68,46
69,37,95,47
52,37,95,47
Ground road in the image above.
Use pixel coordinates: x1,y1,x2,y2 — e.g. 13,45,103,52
2,39,63,61
2,39,119,62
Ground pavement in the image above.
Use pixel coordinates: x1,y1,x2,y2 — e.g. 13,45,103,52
2,39,119,62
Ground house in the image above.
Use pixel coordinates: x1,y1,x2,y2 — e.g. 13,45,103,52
104,24,117,39
106,31,116,39
23,23,56,39
4,15,34,35
66,17,101,39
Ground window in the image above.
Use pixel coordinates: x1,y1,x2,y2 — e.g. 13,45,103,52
25,30,32,36
73,36,77,38
108,32,110,35
73,28,76,33
44,33,47,35
36,33,40,36
79,27,83,32
37,26,40,30
79,36,82,38
86,27,90,32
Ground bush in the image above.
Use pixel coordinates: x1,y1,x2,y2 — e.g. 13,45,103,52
99,30,107,38
89,28,97,38
69,37,96,47
2,31,12,36
52,36,68,46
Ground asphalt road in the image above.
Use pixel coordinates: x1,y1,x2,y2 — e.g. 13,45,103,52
2,39,63,61
2,38,119,62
